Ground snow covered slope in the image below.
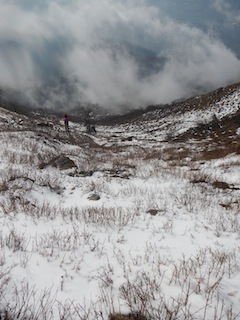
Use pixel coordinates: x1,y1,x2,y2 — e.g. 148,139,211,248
0,83,239,319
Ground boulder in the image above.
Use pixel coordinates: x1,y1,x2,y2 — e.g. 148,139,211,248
40,155,76,170
88,193,100,201
52,156,76,170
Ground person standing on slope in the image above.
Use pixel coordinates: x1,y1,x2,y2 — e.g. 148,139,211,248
62,114,70,133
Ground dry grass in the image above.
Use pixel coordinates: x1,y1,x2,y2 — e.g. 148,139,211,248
0,84,240,320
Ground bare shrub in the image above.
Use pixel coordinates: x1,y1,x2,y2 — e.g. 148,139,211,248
0,281,55,320
81,206,137,229
115,247,240,320
0,178,9,193
57,300,92,320
0,229,28,253
35,228,82,253
0,267,12,299
119,273,187,320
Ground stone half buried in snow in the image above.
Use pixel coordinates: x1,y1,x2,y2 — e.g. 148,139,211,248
53,156,77,170
147,209,158,216
40,155,77,170
69,170,94,177
88,193,100,201
147,208,165,216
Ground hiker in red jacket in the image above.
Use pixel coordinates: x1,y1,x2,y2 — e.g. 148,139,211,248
62,114,70,133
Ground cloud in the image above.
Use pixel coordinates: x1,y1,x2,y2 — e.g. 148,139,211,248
0,0,240,112
212,0,240,24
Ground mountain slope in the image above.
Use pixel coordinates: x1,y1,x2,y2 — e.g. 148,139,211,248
0,83,239,319
97,82,240,161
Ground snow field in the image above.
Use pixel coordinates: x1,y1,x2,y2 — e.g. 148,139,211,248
0,123,240,319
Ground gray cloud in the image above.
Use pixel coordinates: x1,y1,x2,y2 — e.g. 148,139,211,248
213,0,240,23
1,0,240,112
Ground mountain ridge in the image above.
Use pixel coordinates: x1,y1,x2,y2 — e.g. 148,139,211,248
0,80,239,162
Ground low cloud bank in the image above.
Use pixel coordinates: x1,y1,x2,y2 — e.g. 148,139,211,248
1,0,240,112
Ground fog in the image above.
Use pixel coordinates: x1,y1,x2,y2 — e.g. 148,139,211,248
1,0,240,111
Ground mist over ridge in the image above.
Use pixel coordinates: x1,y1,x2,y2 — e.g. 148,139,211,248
1,0,240,112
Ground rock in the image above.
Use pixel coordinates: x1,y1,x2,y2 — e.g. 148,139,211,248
36,122,53,128
69,170,94,177
227,291,238,296
40,155,76,170
212,180,230,190
88,193,100,201
147,209,159,216
52,156,76,170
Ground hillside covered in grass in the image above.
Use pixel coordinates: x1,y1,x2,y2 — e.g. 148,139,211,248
0,83,240,319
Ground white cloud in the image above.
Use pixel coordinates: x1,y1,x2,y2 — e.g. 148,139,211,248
0,0,240,111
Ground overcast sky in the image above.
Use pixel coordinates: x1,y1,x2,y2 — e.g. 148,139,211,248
1,0,240,111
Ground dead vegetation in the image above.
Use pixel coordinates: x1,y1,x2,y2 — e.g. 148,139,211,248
0,83,240,319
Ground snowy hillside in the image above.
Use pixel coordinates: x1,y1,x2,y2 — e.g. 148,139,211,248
0,84,240,319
